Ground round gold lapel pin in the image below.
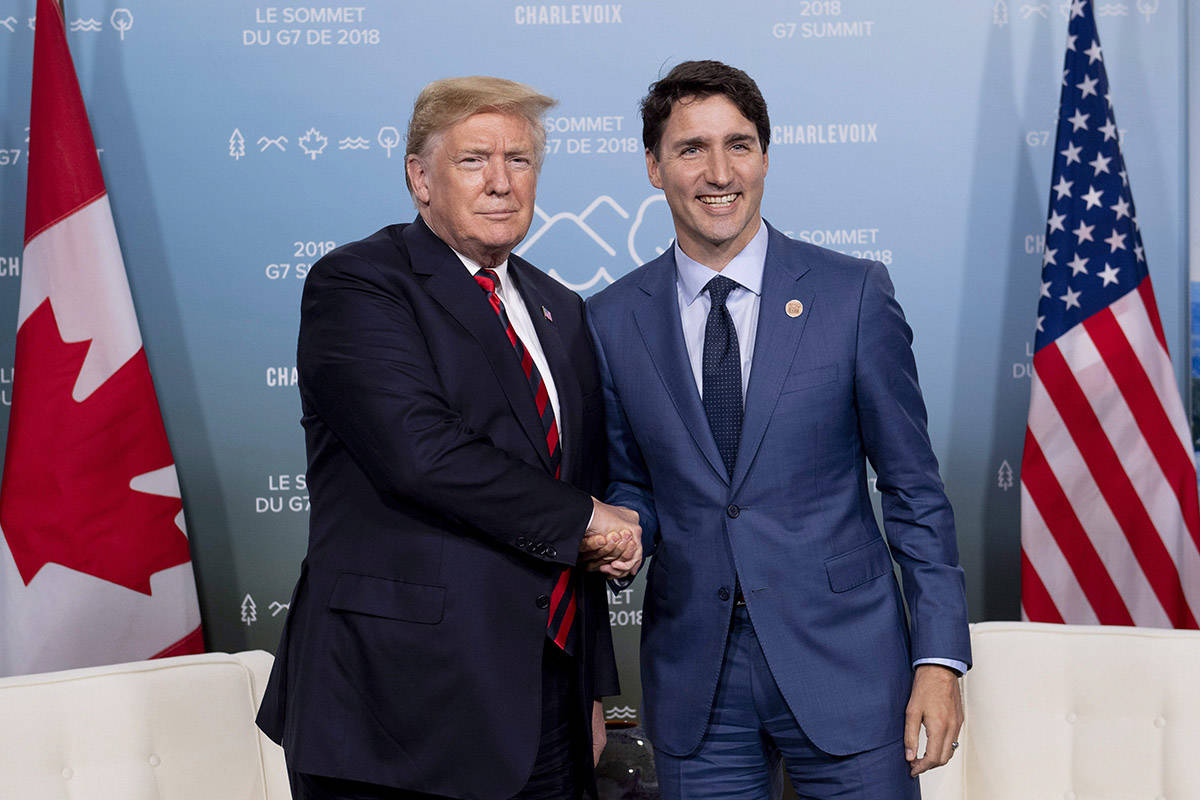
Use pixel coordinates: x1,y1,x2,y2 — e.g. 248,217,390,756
785,299,804,318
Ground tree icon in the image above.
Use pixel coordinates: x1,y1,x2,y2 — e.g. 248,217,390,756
110,9,133,40
992,0,1008,26
298,128,328,160
241,593,257,625
377,126,401,158
229,129,245,160
997,460,1014,491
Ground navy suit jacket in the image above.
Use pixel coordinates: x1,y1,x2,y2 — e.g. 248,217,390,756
257,218,618,799
586,222,970,758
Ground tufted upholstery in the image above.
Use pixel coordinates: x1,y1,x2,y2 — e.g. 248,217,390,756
920,622,1200,800
0,650,289,800
2,626,1198,799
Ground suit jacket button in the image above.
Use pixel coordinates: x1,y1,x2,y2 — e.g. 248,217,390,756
718,587,731,601
726,504,740,519
545,546,557,559
536,594,550,609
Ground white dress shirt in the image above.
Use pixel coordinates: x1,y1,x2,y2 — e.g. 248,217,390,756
672,220,966,676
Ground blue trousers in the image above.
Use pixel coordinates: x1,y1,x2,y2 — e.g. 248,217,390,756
655,605,920,800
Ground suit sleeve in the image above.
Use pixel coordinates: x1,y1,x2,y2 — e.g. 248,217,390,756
585,304,659,563
583,571,621,697
853,262,972,669
298,252,593,564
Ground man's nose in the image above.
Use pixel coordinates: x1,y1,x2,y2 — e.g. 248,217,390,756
704,151,733,187
483,158,512,194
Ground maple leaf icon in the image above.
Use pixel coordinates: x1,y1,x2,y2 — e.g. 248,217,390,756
298,128,327,160
0,300,190,594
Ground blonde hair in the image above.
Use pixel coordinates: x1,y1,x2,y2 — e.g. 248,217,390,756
405,76,557,194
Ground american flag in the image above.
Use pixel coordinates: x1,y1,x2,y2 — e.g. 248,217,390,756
1020,0,1200,629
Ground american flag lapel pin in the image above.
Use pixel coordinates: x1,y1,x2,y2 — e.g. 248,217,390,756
542,305,553,322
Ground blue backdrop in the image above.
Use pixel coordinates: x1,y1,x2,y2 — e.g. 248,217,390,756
0,0,1193,728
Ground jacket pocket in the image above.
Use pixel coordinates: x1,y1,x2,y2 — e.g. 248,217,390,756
824,537,892,593
781,363,838,395
328,571,446,624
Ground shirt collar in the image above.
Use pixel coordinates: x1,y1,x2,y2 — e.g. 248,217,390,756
453,249,510,285
674,219,767,307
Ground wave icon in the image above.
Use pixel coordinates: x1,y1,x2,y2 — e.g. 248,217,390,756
338,137,371,150
69,18,102,31
548,267,616,292
605,705,638,720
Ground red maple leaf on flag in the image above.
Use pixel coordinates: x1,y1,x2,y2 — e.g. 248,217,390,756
0,299,190,594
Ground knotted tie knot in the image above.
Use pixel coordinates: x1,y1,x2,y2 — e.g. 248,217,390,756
474,268,499,294
705,274,739,308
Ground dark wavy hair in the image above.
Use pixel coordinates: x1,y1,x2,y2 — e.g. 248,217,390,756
640,60,770,157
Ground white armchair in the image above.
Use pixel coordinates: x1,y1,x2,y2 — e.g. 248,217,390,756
921,621,1200,800
0,650,289,800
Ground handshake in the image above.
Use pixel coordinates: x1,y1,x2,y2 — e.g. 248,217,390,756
580,499,643,580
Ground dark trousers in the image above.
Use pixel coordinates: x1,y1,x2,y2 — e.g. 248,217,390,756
289,639,582,800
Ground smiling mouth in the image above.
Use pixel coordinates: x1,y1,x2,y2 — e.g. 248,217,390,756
698,193,739,207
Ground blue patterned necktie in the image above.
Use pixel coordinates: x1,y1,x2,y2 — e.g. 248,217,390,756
702,275,742,477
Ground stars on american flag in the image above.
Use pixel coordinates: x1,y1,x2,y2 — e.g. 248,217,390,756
1023,0,1200,639
1034,4,1148,352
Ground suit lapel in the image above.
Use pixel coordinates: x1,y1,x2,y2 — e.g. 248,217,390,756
510,257,581,480
633,250,728,484
731,224,814,495
402,219,552,473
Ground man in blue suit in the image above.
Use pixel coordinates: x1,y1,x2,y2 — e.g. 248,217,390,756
586,61,971,798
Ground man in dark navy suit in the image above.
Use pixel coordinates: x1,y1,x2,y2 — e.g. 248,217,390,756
587,61,970,798
257,76,642,800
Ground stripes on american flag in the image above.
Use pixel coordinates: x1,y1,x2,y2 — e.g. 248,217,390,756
1020,0,1200,630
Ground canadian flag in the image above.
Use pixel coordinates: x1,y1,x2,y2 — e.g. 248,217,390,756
0,0,203,677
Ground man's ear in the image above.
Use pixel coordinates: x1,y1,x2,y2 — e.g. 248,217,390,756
645,149,663,190
407,155,431,206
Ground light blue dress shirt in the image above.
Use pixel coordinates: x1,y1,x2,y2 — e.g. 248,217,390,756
672,219,967,676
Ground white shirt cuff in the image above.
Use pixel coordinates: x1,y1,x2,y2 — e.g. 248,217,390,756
913,657,968,676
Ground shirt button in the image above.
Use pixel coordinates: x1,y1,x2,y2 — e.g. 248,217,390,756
535,594,550,609
718,587,731,601
727,505,740,519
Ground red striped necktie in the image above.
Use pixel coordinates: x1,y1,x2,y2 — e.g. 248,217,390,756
474,268,577,654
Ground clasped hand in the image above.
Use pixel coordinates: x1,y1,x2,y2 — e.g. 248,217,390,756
579,499,642,579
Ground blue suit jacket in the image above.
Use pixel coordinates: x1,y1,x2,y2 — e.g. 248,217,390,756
586,222,970,758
